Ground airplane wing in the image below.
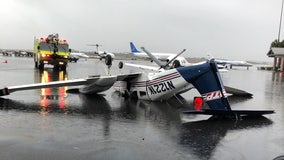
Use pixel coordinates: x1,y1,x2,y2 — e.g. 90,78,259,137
215,59,253,68
78,73,142,94
0,73,143,96
78,75,117,94
117,73,142,81
0,76,108,96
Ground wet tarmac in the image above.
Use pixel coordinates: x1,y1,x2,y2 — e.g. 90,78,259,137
0,56,283,160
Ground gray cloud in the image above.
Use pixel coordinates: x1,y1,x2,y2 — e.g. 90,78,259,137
0,0,281,61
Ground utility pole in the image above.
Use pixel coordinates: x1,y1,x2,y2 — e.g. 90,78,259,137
278,0,284,42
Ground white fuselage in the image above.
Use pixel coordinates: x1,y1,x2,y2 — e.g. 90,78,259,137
133,52,190,67
215,59,253,67
98,51,115,59
113,69,193,101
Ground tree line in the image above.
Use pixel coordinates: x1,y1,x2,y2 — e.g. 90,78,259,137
271,39,284,48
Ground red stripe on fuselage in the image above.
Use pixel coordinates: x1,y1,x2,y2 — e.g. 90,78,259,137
147,72,180,85
131,72,180,87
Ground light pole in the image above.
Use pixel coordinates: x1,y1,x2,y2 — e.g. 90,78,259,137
278,0,284,42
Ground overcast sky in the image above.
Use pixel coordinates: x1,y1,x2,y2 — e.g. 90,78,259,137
0,0,282,61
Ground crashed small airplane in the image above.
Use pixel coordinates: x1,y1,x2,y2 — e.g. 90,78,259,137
0,47,274,119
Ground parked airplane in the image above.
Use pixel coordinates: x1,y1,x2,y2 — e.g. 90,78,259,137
96,51,115,62
130,42,227,71
130,42,189,68
0,47,274,119
215,59,253,69
70,52,89,59
69,52,89,62
87,44,115,65
206,55,253,69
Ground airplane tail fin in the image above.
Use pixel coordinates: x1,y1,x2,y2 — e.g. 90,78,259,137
177,60,231,111
130,42,140,53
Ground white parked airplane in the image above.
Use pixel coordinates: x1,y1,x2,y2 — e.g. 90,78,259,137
130,42,227,71
87,44,115,65
0,47,273,119
96,51,115,61
69,52,89,62
130,42,189,68
215,59,253,69
207,55,253,69
70,52,89,59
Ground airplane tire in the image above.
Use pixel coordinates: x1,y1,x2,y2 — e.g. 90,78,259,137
105,55,112,66
118,61,123,69
172,60,181,68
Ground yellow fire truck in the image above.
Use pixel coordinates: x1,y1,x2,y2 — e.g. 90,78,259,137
34,33,70,70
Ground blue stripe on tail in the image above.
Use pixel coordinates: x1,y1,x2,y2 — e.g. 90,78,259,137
130,42,140,53
176,61,231,111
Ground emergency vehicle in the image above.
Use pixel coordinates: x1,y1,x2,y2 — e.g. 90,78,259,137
34,33,70,70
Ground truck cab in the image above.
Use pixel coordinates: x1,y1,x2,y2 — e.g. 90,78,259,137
34,34,70,71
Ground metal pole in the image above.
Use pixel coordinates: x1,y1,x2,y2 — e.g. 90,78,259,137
278,0,284,42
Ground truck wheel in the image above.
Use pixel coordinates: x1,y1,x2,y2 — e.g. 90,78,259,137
54,65,59,70
35,62,38,68
61,65,66,71
39,63,44,70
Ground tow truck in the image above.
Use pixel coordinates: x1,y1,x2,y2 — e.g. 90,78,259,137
34,33,70,70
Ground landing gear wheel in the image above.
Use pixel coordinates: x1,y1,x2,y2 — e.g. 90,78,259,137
105,55,112,66
118,61,123,69
172,60,181,68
